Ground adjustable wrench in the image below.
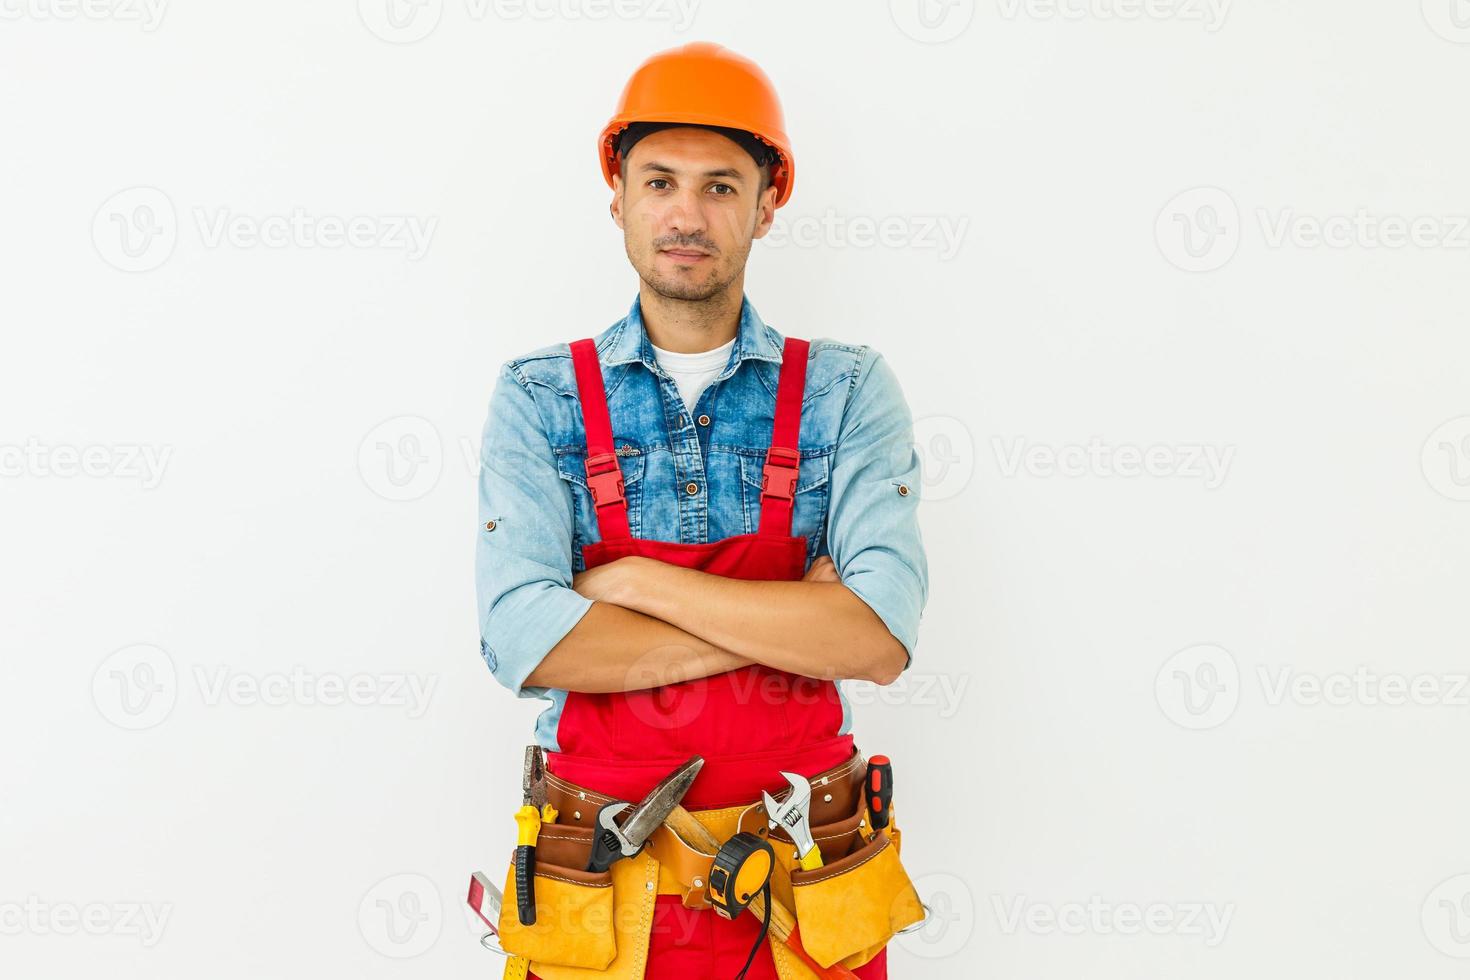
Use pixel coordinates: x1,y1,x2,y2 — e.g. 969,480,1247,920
762,771,823,871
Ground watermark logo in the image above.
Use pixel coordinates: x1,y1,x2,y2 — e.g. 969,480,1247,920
0,897,173,946
993,895,1234,946
1422,0,1470,43
994,0,1230,32
994,437,1234,488
358,0,443,42
92,644,178,731
0,439,173,488
359,874,442,958
0,0,168,30
93,186,177,273
763,211,970,260
1156,186,1240,272
359,416,443,502
914,415,976,502
890,0,976,43
92,189,437,270
1422,416,1470,502
1423,874,1470,958
1257,209,1470,250
897,871,976,959
1155,644,1239,730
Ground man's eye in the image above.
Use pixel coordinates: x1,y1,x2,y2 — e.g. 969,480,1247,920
648,178,670,190
710,184,734,196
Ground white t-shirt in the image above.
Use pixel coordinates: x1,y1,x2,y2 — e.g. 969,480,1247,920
650,336,736,415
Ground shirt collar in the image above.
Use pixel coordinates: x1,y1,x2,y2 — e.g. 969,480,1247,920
602,293,784,372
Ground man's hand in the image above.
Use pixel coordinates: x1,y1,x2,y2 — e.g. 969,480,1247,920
570,558,637,605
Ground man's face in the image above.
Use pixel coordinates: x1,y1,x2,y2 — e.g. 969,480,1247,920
610,126,777,303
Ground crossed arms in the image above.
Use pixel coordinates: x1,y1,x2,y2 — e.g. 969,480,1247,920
523,554,906,693
476,348,928,699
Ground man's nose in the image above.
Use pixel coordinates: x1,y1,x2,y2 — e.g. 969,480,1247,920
661,187,708,237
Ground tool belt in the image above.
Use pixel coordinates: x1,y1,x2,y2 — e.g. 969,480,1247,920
493,750,924,980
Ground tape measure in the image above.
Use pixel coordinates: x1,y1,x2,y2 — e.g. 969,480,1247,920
707,832,774,920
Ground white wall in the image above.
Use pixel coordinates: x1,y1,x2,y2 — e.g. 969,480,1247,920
4,1,1469,977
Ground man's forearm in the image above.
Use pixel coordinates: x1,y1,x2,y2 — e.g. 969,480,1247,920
522,600,754,693
608,558,906,684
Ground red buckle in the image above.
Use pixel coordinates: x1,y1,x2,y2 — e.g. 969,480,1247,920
584,452,626,508
760,446,800,501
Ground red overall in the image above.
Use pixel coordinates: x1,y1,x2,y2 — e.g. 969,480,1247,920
539,335,887,980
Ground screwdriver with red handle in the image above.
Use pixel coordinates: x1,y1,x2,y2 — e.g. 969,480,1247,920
865,755,893,832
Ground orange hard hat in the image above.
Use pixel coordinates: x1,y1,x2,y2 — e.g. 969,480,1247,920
598,42,795,208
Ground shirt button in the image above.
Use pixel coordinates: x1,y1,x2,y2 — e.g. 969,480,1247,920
685,482,699,495
484,520,497,531
896,484,910,497
697,414,711,426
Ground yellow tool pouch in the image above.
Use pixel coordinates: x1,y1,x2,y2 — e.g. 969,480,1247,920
786,810,923,971
495,823,660,980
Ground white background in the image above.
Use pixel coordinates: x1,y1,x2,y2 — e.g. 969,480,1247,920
4,1,1470,977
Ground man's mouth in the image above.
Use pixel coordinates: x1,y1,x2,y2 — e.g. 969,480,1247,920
661,248,711,263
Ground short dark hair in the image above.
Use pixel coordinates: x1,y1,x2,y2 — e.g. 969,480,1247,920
617,122,774,197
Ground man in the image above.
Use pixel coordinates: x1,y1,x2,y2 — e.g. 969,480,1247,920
476,42,927,980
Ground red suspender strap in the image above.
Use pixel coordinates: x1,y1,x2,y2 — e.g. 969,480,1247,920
758,337,810,538
568,338,632,542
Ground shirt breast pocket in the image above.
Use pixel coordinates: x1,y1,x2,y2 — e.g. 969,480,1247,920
738,451,831,560
555,447,646,564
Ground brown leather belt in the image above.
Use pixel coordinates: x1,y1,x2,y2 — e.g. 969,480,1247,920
535,751,871,911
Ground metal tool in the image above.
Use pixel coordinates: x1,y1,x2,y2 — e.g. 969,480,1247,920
586,755,704,874
513,745,547,925
865,755,893,832
762,771,822,871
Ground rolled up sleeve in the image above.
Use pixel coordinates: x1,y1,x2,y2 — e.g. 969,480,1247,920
476,361,593,697
825,348,929,669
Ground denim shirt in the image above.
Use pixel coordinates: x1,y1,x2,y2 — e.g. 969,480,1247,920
476,293,929,749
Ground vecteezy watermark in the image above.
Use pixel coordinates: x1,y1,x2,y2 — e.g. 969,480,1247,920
1424,874,1470,958
1258,666,1470,709
914,414,977,502
992,895,1235,946
357,0,444,43
1422,416,1470,502
993,437,1235,489
193,208,436,259
994,0,1231,31
1156,186,1241,273
0,897,173,946
898,872,976,960
92,187,437,271
1421,0,1470,44
762,212,970,261
193,666,438,718
1158,186,1470,271
359,416,443,502
93,186,177,273
0,439,173,489
0,0,168,30
843,673,970,719
1157,647,1470,730
92,644,179,731
1257,209,1470,251
358,0,698,43
890,0,976,43
1155,644,1240,731
359,874,442,958
92,645,439,730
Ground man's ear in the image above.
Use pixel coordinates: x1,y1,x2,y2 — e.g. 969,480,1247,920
749,182,778,240
609,175,625,230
